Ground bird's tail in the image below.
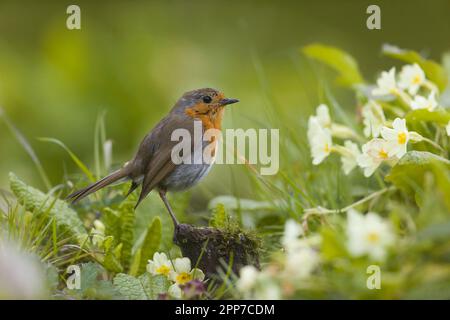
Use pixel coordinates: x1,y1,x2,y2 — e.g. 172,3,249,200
66,168,130,203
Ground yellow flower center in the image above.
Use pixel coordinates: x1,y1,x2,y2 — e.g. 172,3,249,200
367,232,380,244
176,272,192,285
412,75,421,84
155,265,171,276
378,149,388,159
397,132,407,144
324,143,330,153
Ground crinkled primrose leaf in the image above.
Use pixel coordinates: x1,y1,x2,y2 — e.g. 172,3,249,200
386,151,450,195
113,273,170,300
9,172,87,241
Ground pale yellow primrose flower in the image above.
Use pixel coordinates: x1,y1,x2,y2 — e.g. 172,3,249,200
307,117,332,165
147,252,173,277
168,257,205,299
314,104,331,127
284,243,319,280
282,219,303,249
447,121,450,136
256,283,281,300
410,91,438,111
398,63,425,95
362,100,386,138
372,67,397,96
357,138,394,177
381,118,409,158
346,209,395,261
237,265,260,292
340,140,361,175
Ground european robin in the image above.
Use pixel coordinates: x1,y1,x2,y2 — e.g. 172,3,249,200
66,88,239,226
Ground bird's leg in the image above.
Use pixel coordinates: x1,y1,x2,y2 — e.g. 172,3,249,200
158,189,179,227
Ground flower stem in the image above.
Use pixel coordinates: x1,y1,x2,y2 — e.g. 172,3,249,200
420,137,445,153
302,186,395,221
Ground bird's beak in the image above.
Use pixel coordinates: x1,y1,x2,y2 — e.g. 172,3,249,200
219,98,239,106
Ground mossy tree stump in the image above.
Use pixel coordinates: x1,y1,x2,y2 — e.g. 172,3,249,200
173,223,260,279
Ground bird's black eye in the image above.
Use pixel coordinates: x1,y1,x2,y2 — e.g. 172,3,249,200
202,96,212,103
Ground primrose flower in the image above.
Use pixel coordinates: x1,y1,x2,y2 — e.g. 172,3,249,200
372,67,397,96
340,140,361,175
282,219,303,250
381,118,409,158
446,121,450,136
147,252,173,277
256,283,281,300
410,91,438,111
308,118,332,165
398,63,425,95
357,139,394,177
314,104,332,128
346,209,395,261
168,257,205,299
284,244,319,280
237,265,260,292
362,100,386,138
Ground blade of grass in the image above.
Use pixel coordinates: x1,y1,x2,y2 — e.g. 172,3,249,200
38,137,95,183
0,107,51,190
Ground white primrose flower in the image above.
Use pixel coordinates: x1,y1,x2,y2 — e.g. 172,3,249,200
362,100,386,138
381,118,409,158
398,63,425,95
447,121,450,136
284,244,320,280
255,283,281,300
168,257,205,299
147,252,173,277
282,219,303,250
346,209,395,261
357,139,394,177
308,117,332,165
372,67,397,96
314,104,332,128
410,91,438,111
340,140,361,175
237,265,260,292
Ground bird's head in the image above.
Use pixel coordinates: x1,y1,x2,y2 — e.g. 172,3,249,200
171,88,239,128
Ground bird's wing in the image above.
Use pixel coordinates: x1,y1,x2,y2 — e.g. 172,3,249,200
135,113,194,208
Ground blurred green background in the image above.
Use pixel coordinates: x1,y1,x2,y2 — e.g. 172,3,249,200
1,0,449,204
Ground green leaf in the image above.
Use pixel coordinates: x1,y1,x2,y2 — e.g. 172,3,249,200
65,262,120,299
386,151,450,194
113,273,170,300
320,226,347,261
136,217,162,275
382,44,448,91
118,199,135,269
302,43,365,87
9,173,87,241
129,248,142,277
139,273,171,300
405,109,450,125
113,273,147,300
103,243,124,273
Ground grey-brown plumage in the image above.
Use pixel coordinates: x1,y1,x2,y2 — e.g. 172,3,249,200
66,88,239,226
